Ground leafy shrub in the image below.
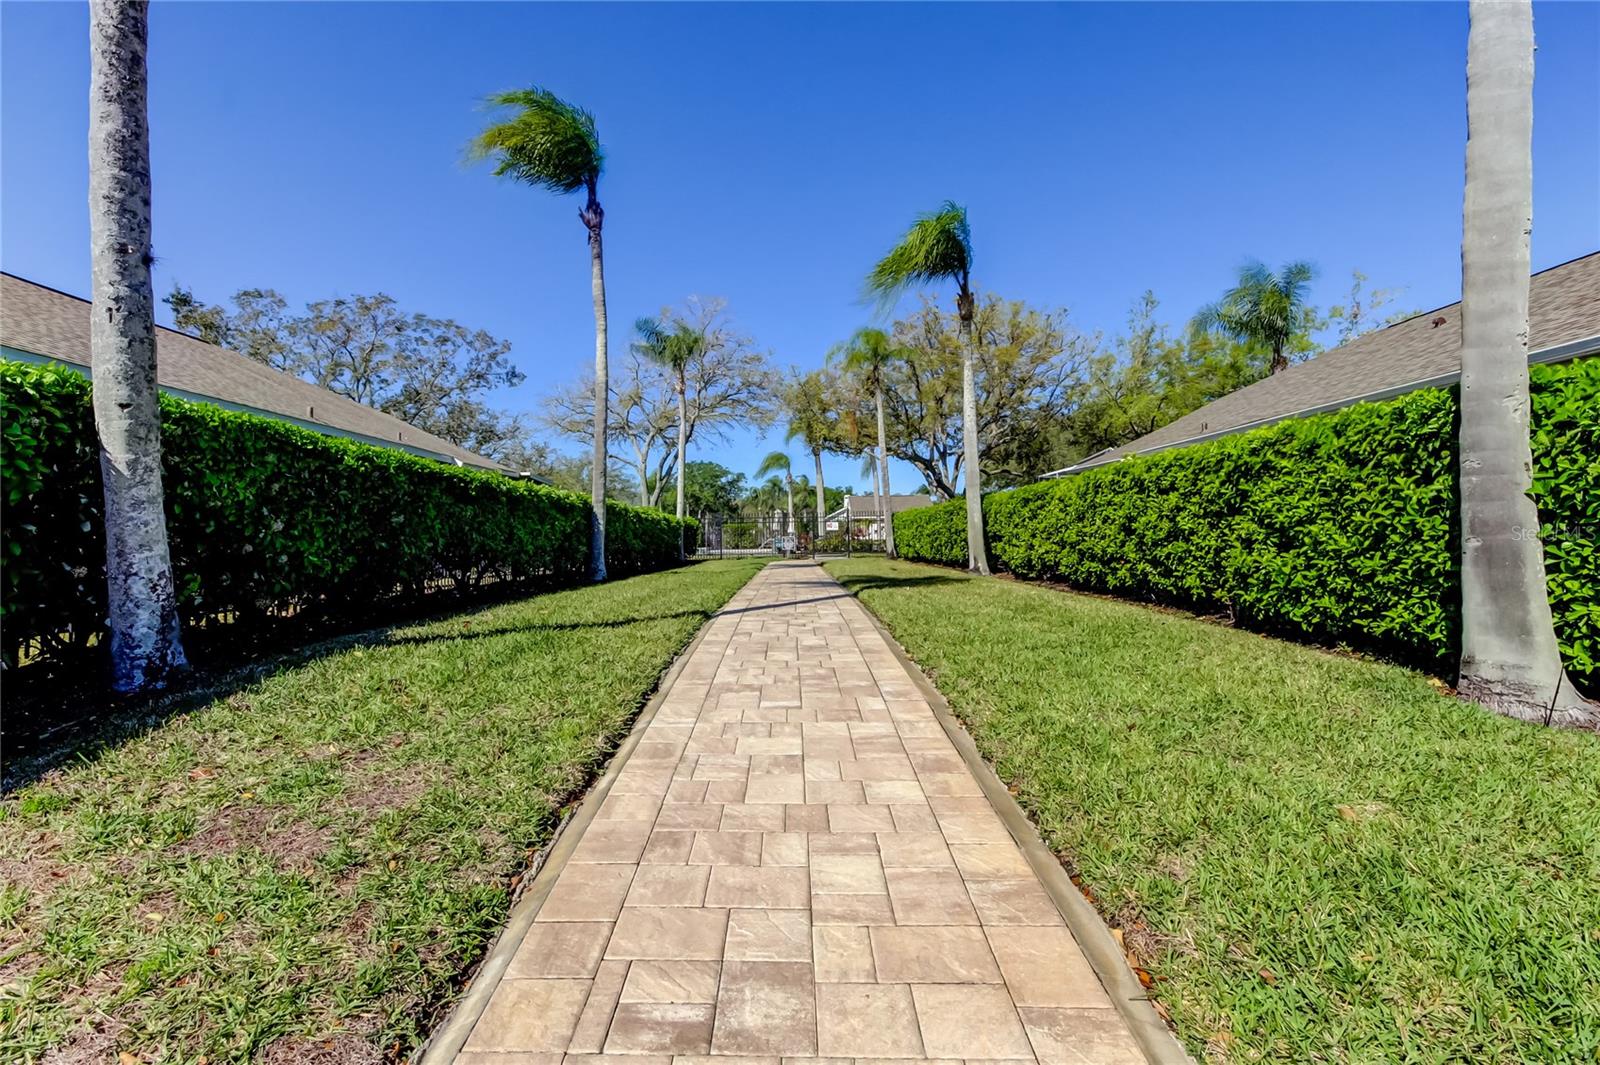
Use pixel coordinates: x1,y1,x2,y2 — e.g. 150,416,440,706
1,362,696,671
893,500,969,566
894,359,1598,689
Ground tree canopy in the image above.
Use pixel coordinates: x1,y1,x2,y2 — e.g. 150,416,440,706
469,87,603,197
165,285,528,460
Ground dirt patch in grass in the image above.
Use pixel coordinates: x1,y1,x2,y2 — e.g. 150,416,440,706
257,1031,384,1065
36,1018,126,1065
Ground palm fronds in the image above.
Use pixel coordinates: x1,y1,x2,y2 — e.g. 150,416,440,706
829,327,899,387
1189,259,1318,352
755,450,792,479
865,201,973,307
632,316,705,374
469,87,603,194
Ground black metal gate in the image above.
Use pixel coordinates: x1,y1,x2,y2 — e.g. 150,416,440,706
694,510,890,560
694,512,816,559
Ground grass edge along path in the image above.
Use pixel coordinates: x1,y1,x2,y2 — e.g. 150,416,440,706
824,557,1600,1064
0,558,766,1064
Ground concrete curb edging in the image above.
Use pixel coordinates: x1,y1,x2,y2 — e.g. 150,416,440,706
842,579,1197,1065
413,615,722,1065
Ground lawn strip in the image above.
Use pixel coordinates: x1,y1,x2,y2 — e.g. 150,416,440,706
0,558,765,1063
825,557,1600,1063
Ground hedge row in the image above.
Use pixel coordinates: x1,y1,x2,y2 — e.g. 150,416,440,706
1,362,697,671
894,358,1599,690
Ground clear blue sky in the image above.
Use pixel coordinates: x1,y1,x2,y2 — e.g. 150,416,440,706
4,2,1597,494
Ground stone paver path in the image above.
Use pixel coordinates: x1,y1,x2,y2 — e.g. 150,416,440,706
457,561,1148,1065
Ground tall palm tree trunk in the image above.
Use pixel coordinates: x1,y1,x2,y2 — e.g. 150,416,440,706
868,446,883,550
785,475,795,554
584,193,608,582
813,449,826,549
1458,0,1594,727
957,294,991,575
89,0,186,692
875,385,896,558
674,375,687,559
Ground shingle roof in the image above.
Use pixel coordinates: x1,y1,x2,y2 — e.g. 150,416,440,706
827,494,935,520
0,272,506,471
1056,251,1600,474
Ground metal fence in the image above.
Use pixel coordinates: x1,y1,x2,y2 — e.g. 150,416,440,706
694,512,891,560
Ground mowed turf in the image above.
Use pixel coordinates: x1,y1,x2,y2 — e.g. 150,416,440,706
0,558,765,1064
825,557,1600,1064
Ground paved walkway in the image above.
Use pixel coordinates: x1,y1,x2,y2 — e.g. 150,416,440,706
456,561,1148,1065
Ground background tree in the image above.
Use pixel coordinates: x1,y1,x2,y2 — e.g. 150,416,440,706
633,314,704,555
1328,270,1417,344
167,285,528,459
755,451,797,538
88,0,186,691
1456,0,1596,726
866,202,990,573
544,300,774,507
1191,260,1318,375
783,371,835,543
832,327,900,557
880,295,1090,496
668,461,746,520
543,349,676,507
471,86,609,581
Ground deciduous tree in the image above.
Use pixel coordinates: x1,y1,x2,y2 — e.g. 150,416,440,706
166,286,528,460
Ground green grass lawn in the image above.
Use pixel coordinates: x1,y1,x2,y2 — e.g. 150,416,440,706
825,557,1600,1064
0,558,764,1064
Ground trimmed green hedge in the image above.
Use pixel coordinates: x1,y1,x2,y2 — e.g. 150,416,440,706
894,358,1599,689
1,362,697,670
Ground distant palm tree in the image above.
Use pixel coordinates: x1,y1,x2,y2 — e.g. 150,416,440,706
1191,260,1318,375
634,315,707,558
785,372,834,544
865,202,989,574
1456,0,1596,727
832,327,900,558
89,0,188,692
472,87,610,581
857,450,885,548
755,451,797,543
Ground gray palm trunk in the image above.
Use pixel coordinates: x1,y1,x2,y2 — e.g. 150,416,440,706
875,384,896,558
957,295,991,575
89,0,187,692
586,208,608,582
675,372,687,559
1457,0,1595,727
813,450,826,547
785,475,795,547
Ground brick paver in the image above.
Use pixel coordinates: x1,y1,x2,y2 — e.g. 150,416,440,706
456,561,1148,1065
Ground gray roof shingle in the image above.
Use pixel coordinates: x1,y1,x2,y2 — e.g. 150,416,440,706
0,272,506,471
1059,251,1600,474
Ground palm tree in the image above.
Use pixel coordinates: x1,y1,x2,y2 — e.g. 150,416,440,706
785,372,833,545
1457,0,1596,727
472,87,610,581
865,202,989,574
755,451,797,546
634,315,706,558
832,327,900,558
89,0,187,692
1191,260,1318,376
857,451,884,549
